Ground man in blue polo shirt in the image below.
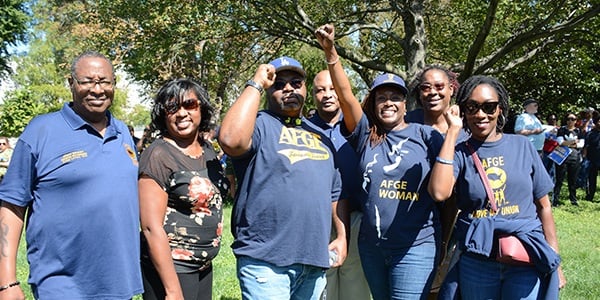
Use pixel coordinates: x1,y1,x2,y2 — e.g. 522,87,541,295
515,98,545,154
219,57,347,300
309,70,371,300
0,51,143,299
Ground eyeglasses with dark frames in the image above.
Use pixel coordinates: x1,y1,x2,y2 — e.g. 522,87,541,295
273,79,304,90
164,98,200,115
463,101,500,115
72,75,114,90
567,117,577,121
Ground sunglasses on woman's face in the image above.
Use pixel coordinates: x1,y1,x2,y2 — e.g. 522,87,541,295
567,117,577,121
164,98,200,114
463,101,499,115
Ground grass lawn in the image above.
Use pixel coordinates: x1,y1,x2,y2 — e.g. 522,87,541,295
15,187,600,299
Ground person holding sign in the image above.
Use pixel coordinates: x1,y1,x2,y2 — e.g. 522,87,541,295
552,113,584,206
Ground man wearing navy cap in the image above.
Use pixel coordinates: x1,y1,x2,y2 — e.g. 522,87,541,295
515,98,545,154
219,57,348,300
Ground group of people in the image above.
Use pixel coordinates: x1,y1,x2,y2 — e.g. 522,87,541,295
0,22,574,300
513,99,599,206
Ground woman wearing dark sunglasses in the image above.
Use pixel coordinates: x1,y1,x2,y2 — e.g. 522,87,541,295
552,113,584,206
317,24,445,299
428,75,565,299
138,79,228,300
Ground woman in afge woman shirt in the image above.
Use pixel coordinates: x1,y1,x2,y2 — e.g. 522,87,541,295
316,24,443,300
428,75,566,299
138,79,228,300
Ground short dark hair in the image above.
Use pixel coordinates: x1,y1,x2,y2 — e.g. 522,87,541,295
150,78,215,136
70,51,114,78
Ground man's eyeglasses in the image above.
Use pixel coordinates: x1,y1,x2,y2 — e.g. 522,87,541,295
0,143,6,145
463,101,499,115
273,79,304,90
72,75,114,89
164,98,200,115
419,83,446,93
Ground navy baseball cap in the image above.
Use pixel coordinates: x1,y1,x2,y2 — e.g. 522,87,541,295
269,56,306,77
370,73,408,95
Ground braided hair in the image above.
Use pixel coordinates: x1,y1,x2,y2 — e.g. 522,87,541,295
455,75,509,134
408,65,460,104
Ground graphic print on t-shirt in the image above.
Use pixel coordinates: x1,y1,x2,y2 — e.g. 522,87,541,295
362,137,419,202
277,126,331,164
383,138,409,172
471,155,522,218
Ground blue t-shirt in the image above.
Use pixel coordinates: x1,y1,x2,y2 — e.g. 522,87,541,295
404,108,425,124
308,114,361,211
231,111,342,268
0,103,143,299
345,115,443,248
515,113,545,151
452,134,554,248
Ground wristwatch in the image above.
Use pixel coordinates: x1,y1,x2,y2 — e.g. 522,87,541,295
245,80,264,94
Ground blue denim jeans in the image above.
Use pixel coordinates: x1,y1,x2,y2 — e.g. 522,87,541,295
358,240,436,300
236,256,326,300
459,253,541,300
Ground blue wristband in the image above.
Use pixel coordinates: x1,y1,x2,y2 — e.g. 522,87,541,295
436,156,454,165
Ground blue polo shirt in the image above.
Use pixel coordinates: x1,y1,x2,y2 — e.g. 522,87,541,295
515,113,545,151
0,103,143,299
308,114,361,211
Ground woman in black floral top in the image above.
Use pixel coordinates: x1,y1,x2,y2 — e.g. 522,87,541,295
138,79,228,300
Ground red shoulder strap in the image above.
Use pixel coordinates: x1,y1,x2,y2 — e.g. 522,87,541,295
466,142,498,213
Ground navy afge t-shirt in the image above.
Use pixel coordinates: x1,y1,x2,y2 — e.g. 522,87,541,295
231,111,341,268
345,115,444,248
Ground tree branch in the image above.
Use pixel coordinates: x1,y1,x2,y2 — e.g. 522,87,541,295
473,3,600,75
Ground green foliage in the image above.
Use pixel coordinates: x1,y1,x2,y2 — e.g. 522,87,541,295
0,0,30,75
8,0,600,124
233,0,599,111
123,104,151,128
0,89,58,136
499,14,600,118
58,0,267,117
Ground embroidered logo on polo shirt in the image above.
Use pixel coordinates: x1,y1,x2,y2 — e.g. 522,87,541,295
124,144,138,166
61,151,88,164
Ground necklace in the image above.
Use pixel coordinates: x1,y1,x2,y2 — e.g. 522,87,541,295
163,137,203,159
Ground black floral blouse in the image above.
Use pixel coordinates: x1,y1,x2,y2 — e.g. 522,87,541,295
139,138,227,271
